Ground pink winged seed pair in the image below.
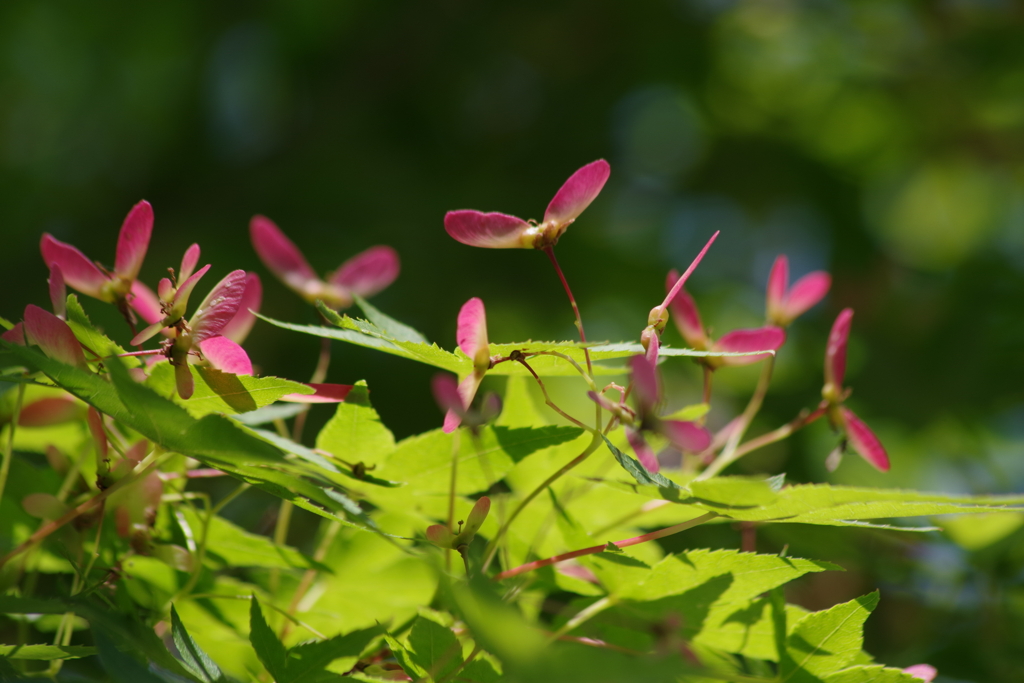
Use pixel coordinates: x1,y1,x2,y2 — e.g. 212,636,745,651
25,200,357,403
441,159,888,474
249,215,399,310
444,159,611,250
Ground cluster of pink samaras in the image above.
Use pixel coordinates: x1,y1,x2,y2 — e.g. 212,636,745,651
5,201,399,403
439,159,889,473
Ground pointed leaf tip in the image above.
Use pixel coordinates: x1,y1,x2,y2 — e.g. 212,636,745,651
331,245,400,298
114,200,153,281
444,210,531,249
543,159,611,226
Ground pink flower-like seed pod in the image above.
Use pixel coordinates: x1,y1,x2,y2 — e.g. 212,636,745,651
766,255,831,327
130,269,247,399
131,264,213,346
441,298,494,433
822,308,890,472
40,200,153,305
664,273,785,367
641,231,719,364
444,160,610,250
250,215,399,309
591,355,711,474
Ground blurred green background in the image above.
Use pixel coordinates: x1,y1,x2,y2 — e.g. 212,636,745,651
2,1,1023,680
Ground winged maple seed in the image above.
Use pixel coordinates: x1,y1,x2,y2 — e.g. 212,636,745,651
589,355,711,473
666,274,785,368
440,297,498,433
40,200,153,309
766,254,832,327
822,308,890,472
640,230,719,363
444,159,610,250
127,268,249,399
249,214,399,309
426,496,491,549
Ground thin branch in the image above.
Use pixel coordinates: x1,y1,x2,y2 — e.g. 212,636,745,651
481,433,603,573
515,357,592,431
495,512,717,580
544,246,592,376
698,359,774,480
0,449,171,569
0,381,26,507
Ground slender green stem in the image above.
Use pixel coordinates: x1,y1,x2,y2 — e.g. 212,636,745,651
698,359,774,480
0,382,26,507
495,512,717,580
590,499,671,537
292,335,332,442
446,430,461,572
729,404,828,462
0,449,171,569
544,247,593,376
189,593,328,640
212,482,250,516
532,351,597,391
516,358,592,431
282,519,343,639
481,433,603,573
77,500,106,595
548,595,617,641
436,644,482,683
269,500,294,599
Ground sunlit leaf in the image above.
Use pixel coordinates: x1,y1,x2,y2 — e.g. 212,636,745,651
782,592,879,681
146,363,311,417
171,605,226,683
0,644,96,660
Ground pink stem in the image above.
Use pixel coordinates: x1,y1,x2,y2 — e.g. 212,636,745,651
494,512,716,580
157,468,227,481
544,247,592,375
115,349,165,358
